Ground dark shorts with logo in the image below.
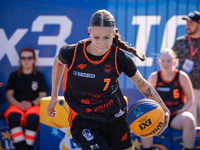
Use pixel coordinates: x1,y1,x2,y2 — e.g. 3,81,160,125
70,115,133,150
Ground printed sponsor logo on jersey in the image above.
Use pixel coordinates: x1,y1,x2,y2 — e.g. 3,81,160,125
104,64,112,73
93,99,114,113
88,93,102,98
77,64,87,69
73,71,95,78
158,82,164,86
88,93,107,103
156,87,170,92
81,99,90,104
86,108,92,113
121,132,128,141
82,129,94,141
173,81,178,86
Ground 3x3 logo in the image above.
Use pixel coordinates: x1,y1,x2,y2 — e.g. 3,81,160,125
139,118,152,130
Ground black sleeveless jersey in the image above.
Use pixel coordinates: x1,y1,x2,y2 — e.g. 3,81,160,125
62,39,128,122
156,69,185,116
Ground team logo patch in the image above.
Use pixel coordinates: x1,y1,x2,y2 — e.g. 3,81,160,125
104,64,112,73
73,71,95,78
173,81,178,86
31,81,38,91
134,106,143,117
82,129,94,141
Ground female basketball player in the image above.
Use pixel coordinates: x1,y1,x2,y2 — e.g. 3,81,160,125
141,48,196,150
46,9,170,150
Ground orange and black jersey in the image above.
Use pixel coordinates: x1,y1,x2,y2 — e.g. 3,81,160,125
58,39,137,122
59,39,137,77
156,69,185,116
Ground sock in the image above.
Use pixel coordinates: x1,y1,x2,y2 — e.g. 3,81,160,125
28,145,33,150
185,148,193,150
14,141,28,150
143,148,152,150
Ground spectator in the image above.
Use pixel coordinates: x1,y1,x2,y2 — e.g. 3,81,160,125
4,47,47,150
172,10,200,126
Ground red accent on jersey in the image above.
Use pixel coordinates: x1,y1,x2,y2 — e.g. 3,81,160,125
93,99,114,113
68,108,78,127
81,99,90,104
165,101,179,106
158,82,164,86
121,132,128,141
77,64,87,69
86,108,92,113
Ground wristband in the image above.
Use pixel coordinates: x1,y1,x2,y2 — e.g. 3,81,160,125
31,101,35,107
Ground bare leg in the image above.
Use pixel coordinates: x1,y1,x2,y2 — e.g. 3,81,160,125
140,137,153,149
171,112,196,149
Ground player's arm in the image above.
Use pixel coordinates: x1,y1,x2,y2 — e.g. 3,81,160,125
130,70,170,131
130,71,167,110
46,54,65,117
178,71,194,113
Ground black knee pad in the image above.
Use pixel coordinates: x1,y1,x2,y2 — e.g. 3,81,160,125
7,113,22,128
25,114,39,130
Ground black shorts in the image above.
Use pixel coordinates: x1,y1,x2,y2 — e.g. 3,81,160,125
71,115,133,150
169,115,176,128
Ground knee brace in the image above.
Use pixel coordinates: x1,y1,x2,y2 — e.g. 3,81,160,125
25,114,39,130
7,113,22,128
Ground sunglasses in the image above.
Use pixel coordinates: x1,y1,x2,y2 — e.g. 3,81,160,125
20,56,34,61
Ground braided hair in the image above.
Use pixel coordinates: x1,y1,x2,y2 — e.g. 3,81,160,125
90,9,146,61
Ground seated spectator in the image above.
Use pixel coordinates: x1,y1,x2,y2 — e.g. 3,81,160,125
4,47,47,150
141,48,196,150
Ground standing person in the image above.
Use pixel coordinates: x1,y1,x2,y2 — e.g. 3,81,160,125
141,48,196,150
4,47,48,150
46,9,170,150
172,10,200,126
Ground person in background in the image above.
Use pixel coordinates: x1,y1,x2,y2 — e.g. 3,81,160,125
172,10,200,126
4,47,47,150
46,9,170,150
141,48,196,150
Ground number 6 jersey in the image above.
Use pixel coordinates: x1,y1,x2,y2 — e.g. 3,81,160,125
156,69,185,116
